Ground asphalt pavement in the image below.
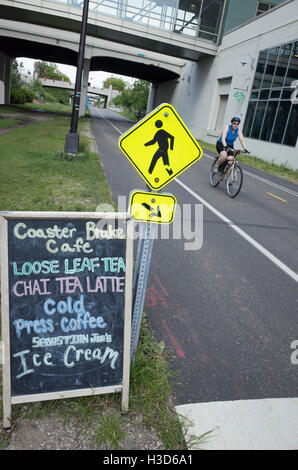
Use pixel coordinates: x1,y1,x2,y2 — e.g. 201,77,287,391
90,107,298,449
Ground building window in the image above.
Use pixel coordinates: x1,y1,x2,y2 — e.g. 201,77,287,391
256,2,274,16
243,40,298,147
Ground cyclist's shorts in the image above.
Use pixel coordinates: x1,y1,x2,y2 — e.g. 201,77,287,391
216,141,234,156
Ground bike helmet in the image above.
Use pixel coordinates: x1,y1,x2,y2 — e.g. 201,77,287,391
231,116,241,123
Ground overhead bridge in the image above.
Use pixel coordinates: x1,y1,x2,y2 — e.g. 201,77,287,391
21,74,120,95
0,0,226,110
0,0,225,61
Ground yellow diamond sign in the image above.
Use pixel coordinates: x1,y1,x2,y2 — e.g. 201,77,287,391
119,103,203,190
129,191,177,224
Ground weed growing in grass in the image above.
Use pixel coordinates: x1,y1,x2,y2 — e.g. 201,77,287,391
94,413,125,449
129,316,186,449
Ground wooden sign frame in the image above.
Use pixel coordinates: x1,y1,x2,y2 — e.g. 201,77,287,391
0,211,134,429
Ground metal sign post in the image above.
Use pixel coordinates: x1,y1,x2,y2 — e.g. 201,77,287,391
65,0,89,154
131,220,156,360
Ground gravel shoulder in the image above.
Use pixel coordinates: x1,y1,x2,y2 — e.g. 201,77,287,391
3,406,165,450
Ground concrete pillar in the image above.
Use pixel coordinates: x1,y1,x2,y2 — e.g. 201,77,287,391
0,53,5,104
107,84,113,107
79,58,90,117
0,52,12,105
0,81,4,104
146,82,157,113
5,57,12,105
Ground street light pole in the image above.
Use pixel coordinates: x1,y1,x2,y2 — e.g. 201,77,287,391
65,0,90,154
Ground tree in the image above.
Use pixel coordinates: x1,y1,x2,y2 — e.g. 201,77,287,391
11,60,22,89
10,60,72,105
36,61,70,82
130,79,150,112
10,60,35,104
112,79,150,115
103,77,127,91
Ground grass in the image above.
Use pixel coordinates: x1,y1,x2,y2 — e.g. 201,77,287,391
14,102,73,114
0,102,90,116
16,102,91,117
0,117,110,212
94,413,125,449
198,138,298,184
0,118,22,130
0,108,208,450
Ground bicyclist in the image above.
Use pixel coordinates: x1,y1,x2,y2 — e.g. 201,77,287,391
214,116,248,173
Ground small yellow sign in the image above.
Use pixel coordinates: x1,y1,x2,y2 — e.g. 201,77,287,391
119,103,203,190
129,191,177,224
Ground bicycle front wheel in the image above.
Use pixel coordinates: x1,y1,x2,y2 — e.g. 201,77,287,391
226,164,243,198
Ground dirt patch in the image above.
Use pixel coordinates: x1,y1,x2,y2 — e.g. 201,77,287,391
0,112,53,135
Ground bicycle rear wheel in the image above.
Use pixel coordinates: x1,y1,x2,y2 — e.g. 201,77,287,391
226,163,243,198
209,160,220,187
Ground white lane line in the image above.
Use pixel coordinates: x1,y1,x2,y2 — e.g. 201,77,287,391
175,177,298,283
203,152,298,198
106,119,123,134
244,170,298,198
94,108,125,134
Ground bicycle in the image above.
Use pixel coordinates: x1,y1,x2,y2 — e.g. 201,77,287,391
209,149,249,198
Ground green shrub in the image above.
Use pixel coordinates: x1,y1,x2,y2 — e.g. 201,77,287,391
11,86,35,104
11,88,26,104
23,87,35,103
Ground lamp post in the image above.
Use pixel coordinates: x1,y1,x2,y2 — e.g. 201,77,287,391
65,0,90,154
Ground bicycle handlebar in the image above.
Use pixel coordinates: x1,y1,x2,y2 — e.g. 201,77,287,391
226,148,250,155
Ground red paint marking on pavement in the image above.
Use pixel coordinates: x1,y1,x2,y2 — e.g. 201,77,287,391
177,316,208,362
154,274,169,297
177,315,200,346
162,319,185,358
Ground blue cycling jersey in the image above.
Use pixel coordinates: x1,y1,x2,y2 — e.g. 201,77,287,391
218,125,239,146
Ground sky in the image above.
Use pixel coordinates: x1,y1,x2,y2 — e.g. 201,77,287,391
17,57,134,88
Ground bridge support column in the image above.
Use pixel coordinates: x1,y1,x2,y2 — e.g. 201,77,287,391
0,52,12,105
79,58,90,117
107,84,113,107
146,82,157,113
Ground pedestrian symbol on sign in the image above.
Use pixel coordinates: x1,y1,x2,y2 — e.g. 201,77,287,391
145,120,174,176
119,103,203,190
129,190,177,224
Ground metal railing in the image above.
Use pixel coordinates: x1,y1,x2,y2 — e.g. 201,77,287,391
50,0,226,43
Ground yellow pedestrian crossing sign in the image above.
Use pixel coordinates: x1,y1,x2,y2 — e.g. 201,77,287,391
129,191,177,224
119,103,203,190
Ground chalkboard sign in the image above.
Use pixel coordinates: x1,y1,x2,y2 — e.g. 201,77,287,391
0,212,133,428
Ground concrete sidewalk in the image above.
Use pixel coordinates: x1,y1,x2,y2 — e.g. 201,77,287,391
176,397,298,450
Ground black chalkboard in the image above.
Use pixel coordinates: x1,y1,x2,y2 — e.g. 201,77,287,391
5,215,131,398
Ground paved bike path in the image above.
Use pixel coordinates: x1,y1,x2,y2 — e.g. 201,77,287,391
91,108,298,450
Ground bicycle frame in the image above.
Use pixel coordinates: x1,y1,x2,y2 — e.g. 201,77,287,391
220,149,240,179
209,148,247,198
